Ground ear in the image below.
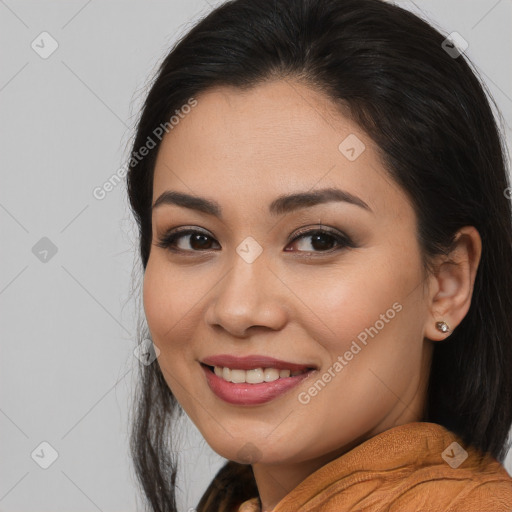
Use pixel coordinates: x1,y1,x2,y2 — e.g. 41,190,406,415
424,226,482,342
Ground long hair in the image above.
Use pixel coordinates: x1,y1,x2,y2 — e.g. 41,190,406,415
126,1,512,510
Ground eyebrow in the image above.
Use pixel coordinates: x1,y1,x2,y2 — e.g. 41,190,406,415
151,187,373,218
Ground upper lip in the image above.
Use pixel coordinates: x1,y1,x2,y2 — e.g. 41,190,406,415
201,354,316,372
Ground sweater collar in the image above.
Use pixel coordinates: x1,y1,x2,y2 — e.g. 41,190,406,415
238,421,507,512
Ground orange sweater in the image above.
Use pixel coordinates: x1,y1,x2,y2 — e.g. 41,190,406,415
238,422,512,511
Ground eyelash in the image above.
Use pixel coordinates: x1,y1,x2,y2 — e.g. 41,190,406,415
155,225,355,255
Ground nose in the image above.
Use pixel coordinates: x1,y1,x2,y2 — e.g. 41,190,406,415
205,251,289,338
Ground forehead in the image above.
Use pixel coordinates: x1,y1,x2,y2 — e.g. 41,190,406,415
151,79,411,223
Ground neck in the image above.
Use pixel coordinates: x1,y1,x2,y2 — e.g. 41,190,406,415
250,439,362,512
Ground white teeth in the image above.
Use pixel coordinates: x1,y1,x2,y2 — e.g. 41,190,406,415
246,368,264,383
230,369,246,383
263,368,280,382
212,366,306,384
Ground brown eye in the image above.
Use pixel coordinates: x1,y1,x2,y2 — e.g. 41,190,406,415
156,229,220,252
285,228,353,253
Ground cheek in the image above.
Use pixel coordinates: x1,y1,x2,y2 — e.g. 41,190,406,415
142,257,191,345
142,260,168,340
142,259,201,406
308,252,425,398
301,251,426,410
305,260,408,351
142,256,216,364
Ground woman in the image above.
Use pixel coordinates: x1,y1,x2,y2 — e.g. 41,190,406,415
126,0,512,510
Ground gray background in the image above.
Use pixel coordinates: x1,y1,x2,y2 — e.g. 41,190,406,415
1,1,511,511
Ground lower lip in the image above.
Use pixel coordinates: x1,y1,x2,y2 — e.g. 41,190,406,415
201,364,315,406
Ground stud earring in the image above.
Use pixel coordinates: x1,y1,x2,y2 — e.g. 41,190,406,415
435,321,451,334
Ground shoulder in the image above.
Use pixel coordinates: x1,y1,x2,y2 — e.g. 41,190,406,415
311,449,512,511
386,464,512,512
448,478,512,511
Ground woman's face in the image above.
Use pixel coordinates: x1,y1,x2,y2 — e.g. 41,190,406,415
143,79,435,466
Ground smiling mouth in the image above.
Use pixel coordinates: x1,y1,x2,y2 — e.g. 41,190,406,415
201,363,315,384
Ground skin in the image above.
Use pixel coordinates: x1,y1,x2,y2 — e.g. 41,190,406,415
142,79,482,512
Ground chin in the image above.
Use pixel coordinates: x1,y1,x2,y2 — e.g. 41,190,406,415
209,435,305,466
